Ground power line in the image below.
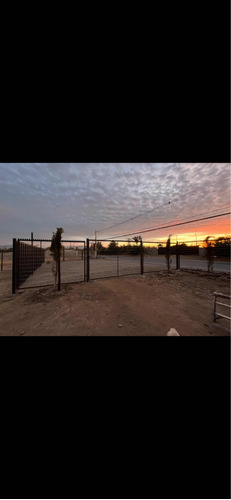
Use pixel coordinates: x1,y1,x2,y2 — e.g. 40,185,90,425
96,175,230,236
106,212,231,239
97,201,171,235
103,205,230,239
119,204,231,236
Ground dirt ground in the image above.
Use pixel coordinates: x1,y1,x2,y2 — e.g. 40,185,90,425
0,267,230,336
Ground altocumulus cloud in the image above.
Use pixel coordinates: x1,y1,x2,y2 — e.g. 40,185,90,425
0,163,230,245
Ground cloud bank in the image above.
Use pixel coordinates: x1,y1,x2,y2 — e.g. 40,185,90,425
0,163,230,245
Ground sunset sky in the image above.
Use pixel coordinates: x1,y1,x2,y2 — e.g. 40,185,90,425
0,163,230,246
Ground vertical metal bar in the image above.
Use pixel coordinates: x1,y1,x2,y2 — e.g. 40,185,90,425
176,241,179,270
177,241,180,269
16,239,20,289
31,232,34,272
58,252,61,291
140,240,144,275
95,231,97,259
83,243,86,281
12,238,16,294
1,251,3,271
87,238,90,282
117,246,119,276
213,294,217,322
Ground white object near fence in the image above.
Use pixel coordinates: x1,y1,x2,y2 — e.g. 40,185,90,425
167,328,180,336
213,292,231,323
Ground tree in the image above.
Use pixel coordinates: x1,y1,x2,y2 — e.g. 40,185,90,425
165,235,172,272
203,236,215,273
91,241,103,251
214,236,231,258
50,228,64,289
132,235,142,244
108,240,118,254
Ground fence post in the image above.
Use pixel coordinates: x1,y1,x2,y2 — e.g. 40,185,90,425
31,232,34,272
1,251,3,271
12,238,16,294
83,243,86,281
140,240,144,275
58,252,61,291
16,239,20,289
176,241,179,270
87,238,90,282
117,245,119,276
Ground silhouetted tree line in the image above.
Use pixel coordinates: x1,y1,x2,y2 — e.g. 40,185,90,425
212,237,231,257
97,237,142,256
158,244,199,255
158,236,230,258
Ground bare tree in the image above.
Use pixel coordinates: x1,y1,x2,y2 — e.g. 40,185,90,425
132,236,142,243
50,228,64,289
204,236,215,273
165,235,172,272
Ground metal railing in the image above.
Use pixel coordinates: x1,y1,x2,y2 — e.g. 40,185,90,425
212,292,231,323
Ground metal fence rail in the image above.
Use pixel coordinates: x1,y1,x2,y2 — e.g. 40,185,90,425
212,292,231,322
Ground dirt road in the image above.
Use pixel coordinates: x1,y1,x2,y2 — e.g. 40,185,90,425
0,268,230,336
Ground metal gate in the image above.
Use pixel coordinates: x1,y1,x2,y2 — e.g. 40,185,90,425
85,238,179,281
12,238,86,292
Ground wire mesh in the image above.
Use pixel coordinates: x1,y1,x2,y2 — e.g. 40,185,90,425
12,235,230,291
0,250,13,271
143,241,176,274
15,239,86,289
17,240,52,288
88,239,163,279
178,239,230,273
60,241,85,284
